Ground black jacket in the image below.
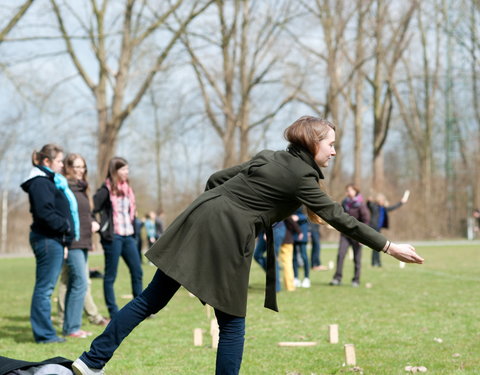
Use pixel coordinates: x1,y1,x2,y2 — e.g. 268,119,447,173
93,184,114,242
21,165,73,246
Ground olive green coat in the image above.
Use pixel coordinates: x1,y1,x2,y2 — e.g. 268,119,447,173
145,147,387,317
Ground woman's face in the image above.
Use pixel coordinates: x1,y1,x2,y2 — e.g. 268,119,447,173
346,186,357,198
45,152,64,173
314,128,336,168
117,165,129,182
72,157,86,180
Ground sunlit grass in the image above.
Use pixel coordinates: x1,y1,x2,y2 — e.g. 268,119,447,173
0,244,479,374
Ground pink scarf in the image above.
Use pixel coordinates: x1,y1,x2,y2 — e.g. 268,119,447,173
105,179,136,223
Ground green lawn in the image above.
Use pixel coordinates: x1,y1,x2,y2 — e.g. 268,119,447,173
0,244,479,374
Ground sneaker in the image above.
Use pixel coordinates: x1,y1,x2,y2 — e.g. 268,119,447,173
91,317,110,326
301,278,311,288
352,281,360,287
38,336,66,344
329,279,341,286
66,330,92,339
312,265,329,271
293,278,301,287
72,358,105,375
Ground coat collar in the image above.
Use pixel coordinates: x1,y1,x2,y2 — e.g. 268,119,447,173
286,144,324,180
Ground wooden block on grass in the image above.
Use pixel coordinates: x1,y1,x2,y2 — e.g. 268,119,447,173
277,341,317,347
329,324,339,344
344,343,356,365
193,328,203,346
210,318,219,349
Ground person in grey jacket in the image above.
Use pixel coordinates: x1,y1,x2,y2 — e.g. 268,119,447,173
72,116,424,375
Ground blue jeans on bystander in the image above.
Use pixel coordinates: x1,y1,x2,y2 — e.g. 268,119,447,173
29,232,64,343
63,248,88,335
101,235,143,318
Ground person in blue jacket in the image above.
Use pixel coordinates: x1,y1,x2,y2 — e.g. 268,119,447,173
21,144,77,344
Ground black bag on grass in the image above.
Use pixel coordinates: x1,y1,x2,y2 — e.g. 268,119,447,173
0,356,72,375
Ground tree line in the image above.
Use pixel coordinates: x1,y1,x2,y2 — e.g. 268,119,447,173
0,0,479,252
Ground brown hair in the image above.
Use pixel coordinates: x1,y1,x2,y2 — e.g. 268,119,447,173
106,157,129,196
64,153,92,207
284,116,336,225
63,153,88,181
31,144,63,166
283,116,335,155
345,183,360,195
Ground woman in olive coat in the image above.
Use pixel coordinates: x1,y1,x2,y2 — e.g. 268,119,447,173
73,116,423,375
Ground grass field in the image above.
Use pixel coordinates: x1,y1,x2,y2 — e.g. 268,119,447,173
0,244,479,374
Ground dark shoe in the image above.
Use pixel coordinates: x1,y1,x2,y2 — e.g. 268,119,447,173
329,279,341,286
38,336,66,344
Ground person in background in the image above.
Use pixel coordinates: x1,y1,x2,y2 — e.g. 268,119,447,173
253,222,286,292
144,211,158,248
133,213,144,263
278,217,303,291
309,222,327,271
72,116,423,375
329,184,370,287
367,190,410,267
292,207,311,288
21,144,75,343
93,157,143,318
155,209,165,238
473,209,480,237
57,154,109,333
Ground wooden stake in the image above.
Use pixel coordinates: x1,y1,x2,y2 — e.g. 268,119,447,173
329,324,339,344
193,328,203,346
344,344,356,366
277,341,317,347
210,318,219,350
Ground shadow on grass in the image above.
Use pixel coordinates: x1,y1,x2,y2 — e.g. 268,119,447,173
0,315,34,343
248,283,266,292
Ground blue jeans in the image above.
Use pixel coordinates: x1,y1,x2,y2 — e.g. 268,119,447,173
253,223,286,292
80,270,245,375
29,232,64,343
309,225,322,267
293,242,309,279
63,249,88,335
101,235,143,317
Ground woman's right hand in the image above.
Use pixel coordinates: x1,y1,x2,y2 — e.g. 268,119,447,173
387,243,424,264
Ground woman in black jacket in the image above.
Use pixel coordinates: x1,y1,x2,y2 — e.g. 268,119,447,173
73,116,423,375
21,144,74,344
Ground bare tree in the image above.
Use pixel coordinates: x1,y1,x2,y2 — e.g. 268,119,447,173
182,0,300,167
290,0,363,186
390,1,441,233
50,0,213,183
0,0,34,43
341,0,373,186
366,0,417,190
